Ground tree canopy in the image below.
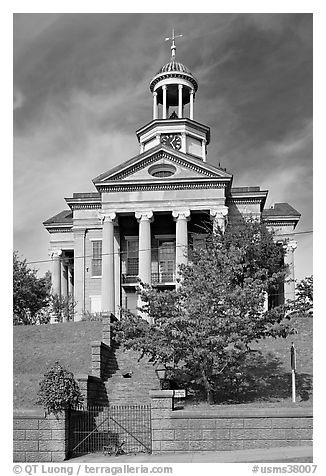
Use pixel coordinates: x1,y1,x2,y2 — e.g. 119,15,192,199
115,220,295,403
13,251,51,325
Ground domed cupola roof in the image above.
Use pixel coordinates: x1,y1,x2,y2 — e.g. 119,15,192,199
157,61,191,75
150,30,198,93
150,59,198,92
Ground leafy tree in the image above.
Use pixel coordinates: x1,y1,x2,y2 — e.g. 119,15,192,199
288,276,313,318
115,220,295,404
37,362,83,415
13,251,51,325
49,293,77,323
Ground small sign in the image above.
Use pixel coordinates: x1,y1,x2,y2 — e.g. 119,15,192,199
174,389,186,398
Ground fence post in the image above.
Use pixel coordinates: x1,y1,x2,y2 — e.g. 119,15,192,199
149,390,174,454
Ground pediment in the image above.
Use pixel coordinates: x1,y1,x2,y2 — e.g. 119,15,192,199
93,145,232,185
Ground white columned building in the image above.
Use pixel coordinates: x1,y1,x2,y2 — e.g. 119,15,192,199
44,31,301,322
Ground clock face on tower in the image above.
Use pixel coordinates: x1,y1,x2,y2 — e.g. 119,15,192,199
160,134,182,150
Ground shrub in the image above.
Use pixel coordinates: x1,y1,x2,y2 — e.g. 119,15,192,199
37,362,83,415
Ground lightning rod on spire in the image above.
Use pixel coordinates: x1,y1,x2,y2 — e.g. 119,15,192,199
165,28,183,60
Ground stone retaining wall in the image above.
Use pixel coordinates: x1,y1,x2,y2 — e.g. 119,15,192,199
13,409,68,462
150,391,313,453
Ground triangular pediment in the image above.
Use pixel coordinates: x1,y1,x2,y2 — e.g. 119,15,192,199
93,145,232,185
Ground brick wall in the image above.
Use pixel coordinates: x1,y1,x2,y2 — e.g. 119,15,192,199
76,374,109,407
13,409,68,462
150,391,313,454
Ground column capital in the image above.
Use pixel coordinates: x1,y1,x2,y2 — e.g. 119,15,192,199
172,208,191,221
284,240,298,252
210,206,228,218
135,210,153,222
98,211,116,224
153,91,157,97
162,84,167,90
50,249,62,259
178,84,183,90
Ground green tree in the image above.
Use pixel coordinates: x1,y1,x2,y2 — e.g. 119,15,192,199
13,252,51,325
115,220,295,404
288,276,313,318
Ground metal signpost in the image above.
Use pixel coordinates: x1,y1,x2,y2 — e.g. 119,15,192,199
291,343,297,403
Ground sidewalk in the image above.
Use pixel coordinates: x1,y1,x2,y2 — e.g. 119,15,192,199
69,445,313,463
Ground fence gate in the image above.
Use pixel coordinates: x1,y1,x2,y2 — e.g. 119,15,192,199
69,405,152,457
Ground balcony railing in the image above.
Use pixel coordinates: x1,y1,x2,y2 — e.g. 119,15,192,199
151,273,175,284
122,274,139,284
121,273,176,285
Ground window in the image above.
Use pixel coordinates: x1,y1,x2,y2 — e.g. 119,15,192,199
158,241,175,282
127,239,139,276
92,241,102,276
148,164,176,178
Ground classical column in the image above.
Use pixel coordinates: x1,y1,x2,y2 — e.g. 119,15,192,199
190,89,194,120
68,264,74,299
61,260,68,299
210,206,229,234
202,139,207,162
51,249,62,297
73,228,86,321
173,209,190,285
153,91,158,120
135,210,153,285
178,84,183,118
162,85,167,119
284,240,298,302
100,212,116,315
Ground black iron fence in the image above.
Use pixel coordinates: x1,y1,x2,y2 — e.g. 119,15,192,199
69,404,152,457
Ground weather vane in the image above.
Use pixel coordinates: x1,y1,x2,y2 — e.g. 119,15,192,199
165,28,183,60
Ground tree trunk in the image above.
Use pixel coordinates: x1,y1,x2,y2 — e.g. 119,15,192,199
201,368,214,404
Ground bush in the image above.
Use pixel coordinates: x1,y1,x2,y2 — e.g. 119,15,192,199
37,362,83,415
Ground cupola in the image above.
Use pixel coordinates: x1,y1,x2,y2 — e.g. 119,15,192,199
136,30,210,162
149,30,198,120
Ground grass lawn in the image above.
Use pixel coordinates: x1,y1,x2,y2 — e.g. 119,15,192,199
13,321,102,408
13,316,312,410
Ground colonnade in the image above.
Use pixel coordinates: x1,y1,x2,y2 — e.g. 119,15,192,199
99,207,228,315
49,249,74,322
50,250,74,299
152,84,195,120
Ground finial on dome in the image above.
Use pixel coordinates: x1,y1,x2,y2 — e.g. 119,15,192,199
165,28,183,60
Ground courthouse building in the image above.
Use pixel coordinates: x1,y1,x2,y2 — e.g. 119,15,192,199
43,38,300,320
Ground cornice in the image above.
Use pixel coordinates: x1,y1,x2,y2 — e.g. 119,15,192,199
228,198,264,205
150,71,198,92
68,203,101,210
97,181,228,193
45,226,72,234
136,118,210,143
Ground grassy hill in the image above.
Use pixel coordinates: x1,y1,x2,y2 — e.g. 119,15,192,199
13,317,312,409
13,321,102,409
